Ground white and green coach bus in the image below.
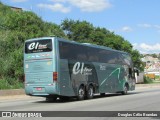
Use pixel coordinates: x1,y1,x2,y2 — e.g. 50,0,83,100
24,37,136,101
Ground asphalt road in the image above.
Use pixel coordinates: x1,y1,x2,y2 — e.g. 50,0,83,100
0,87,160,120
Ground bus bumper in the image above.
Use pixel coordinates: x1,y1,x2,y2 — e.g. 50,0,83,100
25,84,58,97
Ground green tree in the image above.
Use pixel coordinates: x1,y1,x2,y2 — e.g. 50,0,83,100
0,2,65,89
43,22,65,38
61,19,94,42
0,2,144,89
151,54,157,58
61,19,144,71
131,50,144,71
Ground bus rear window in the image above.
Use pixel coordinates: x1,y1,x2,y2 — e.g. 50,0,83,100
25,39,52,54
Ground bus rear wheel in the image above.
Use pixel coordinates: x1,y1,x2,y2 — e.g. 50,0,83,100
77,86,85,100
86,85,94,99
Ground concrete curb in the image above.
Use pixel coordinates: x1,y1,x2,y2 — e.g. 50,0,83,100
0,84,160,96
0,89,25,96
136,83,160,88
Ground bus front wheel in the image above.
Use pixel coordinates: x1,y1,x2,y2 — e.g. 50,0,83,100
122,85,128,95
77,86,85,100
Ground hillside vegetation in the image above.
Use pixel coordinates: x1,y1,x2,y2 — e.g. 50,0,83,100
0,2,144,89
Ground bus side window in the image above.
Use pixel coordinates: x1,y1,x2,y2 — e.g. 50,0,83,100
59,41,76,60
90,56,98,62
87,47,99,62
77,54,87,61
98,49,111,63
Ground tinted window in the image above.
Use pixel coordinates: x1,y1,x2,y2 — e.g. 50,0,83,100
88,47,99,62
25,39,52,54
59,41,87,61
59,41,131,65
121,53,132,66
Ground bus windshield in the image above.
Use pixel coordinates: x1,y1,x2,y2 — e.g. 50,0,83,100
25,39,52,54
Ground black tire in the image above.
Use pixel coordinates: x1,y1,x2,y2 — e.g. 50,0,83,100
100,93,105,97
86,85,94,99
46,97,57,102
77,86,85,100
122,85,128,95
60,96,70,101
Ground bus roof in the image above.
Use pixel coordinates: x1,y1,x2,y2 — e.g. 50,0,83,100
25,37,54,42
25,36,129,55
58,37,129,55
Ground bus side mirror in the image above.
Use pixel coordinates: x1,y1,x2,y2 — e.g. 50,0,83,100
136,70,139,76
134,68,139,76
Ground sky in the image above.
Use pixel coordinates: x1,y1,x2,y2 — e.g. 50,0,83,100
1,0,160,54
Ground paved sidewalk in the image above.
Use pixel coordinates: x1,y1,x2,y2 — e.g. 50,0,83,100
0,89,26,101
0,89,24,96
0,94,32,101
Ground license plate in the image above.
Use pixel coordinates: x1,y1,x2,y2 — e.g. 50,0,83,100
36,87,42,91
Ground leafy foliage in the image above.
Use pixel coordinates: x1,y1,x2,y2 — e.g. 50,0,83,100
0,2,144,89
144,76,154,84
61,19,144,70
0,2,65,89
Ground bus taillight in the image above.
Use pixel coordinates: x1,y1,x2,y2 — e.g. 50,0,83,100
53,72,58,81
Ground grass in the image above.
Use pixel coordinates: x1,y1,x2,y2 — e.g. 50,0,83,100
0,77,24,90
155,75,160,80
143,76,160,84
152,80,160,84
143,76,154,84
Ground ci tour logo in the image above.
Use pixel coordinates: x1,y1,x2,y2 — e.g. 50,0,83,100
72,62,92,75
28,42,47,50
